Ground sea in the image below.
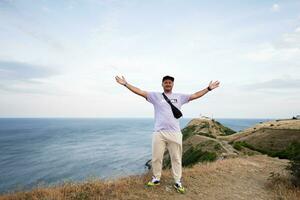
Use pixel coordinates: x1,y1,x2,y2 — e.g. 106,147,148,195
0,118,272,194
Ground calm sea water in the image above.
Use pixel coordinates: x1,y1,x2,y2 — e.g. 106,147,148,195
0,118,272,193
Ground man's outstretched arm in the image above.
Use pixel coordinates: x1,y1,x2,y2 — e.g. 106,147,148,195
115,75,147,99
189,80,220,101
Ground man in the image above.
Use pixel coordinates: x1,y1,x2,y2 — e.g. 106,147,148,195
115,75,220,193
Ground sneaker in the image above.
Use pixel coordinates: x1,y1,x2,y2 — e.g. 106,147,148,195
146,176,160,187
174,182,185,194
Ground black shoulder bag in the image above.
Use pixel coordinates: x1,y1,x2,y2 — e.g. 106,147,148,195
162,93,183,119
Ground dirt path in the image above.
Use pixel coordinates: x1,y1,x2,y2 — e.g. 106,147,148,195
218,139,239,157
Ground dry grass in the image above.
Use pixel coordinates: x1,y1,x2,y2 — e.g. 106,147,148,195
0,174,153,200
267,171,300,200
219,119,300,143
235,128,300,151
0,155,299,200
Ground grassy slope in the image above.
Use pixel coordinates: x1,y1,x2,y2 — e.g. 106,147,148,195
1,155,299,200
220,119,300,143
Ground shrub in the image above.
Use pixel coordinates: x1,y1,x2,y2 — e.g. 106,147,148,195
287,155,300,187
182,146,217,167
199,132,216,139
214,143,222,151
284,142,300,187
233,141,254,151
214,121,236,135
182,125,197,141
233,142,243,151
271,141,300,159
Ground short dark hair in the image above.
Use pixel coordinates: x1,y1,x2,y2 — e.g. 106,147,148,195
162,75,174,82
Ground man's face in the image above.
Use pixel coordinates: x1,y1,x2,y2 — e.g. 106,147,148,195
162,79,174,92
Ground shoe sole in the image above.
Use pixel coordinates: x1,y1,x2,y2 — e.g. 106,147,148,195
173,185,185,194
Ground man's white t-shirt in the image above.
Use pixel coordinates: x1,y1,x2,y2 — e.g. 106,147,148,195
146,92,191,133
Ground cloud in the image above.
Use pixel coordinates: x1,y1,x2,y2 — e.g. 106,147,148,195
241,78,300,91
244,44,300,63
41,6,51,13
0,0,17,11
0,60,60,94
276,27,300,49
15,25,65,51
0,0,65,51
244,27,300,64
271,4,280,12
0,60,57,81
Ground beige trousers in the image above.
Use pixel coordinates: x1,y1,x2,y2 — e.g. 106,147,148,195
152,131,182,183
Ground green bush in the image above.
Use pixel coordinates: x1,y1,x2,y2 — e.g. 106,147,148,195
233,141,269,154
271,141,300,160
287,155,300,187
199,152,217,162
214,121,236,135
199,132,216,139
182,146,217,167
233,141,254,151
223,127,236,135
284,142,300,187
214,143,222,151
233,142,243,151
182,124,216,140
182,125,197,141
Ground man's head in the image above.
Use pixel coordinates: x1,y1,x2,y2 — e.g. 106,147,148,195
162,75,174,93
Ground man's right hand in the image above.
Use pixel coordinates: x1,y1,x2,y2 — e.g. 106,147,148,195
115,75,148,99
115,76,127,86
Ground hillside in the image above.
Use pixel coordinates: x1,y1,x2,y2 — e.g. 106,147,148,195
0,155,299,200
219,119,300,143
155,118,300,169
218,119,300,157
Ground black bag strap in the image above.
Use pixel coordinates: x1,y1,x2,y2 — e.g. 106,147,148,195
162,93,183,119
162,93,172,105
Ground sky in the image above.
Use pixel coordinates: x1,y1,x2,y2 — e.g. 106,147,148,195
0,0,299,118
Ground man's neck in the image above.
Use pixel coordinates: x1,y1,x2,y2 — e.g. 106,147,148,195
164,90,172,94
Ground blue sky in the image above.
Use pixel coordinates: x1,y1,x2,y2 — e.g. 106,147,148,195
0,0,299,118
